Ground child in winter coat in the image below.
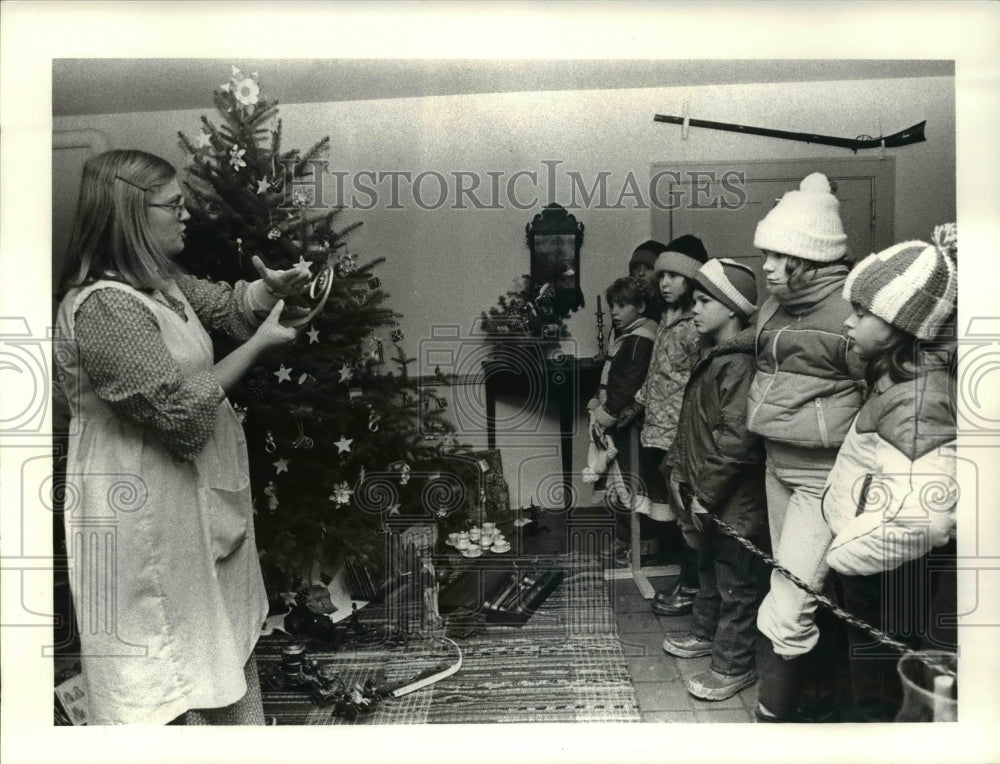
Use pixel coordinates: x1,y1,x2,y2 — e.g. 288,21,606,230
748,172,867,722
628,239,669,322
587,277,657,556
661,259,769,701
633,235,709,611
820,224,958,722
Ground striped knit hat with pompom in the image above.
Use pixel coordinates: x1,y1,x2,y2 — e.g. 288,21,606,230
844,223,957,340
693,258,759,321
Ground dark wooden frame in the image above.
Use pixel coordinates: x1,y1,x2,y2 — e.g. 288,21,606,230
526,203,585,315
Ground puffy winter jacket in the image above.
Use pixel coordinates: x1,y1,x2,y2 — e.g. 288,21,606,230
747,289,866,449
590,317,657,482
821,358,956,576
636,310,701,451
667,328,767,540
592,317,657,430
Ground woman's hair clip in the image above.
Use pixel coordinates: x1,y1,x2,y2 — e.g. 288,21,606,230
114,174,148,191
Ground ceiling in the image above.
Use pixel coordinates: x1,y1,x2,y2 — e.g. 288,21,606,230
52,58,954,117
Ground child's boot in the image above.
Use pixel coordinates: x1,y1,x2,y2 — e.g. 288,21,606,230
661,632,713,658
755,644,808,722
688,667,757,702
651,543,698,615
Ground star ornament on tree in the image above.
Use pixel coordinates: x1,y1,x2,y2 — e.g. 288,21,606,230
274,364,292,383
334,435,354,454
306,326,320,344
273,458,289,475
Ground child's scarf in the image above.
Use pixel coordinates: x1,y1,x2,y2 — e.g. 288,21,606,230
771,263,849,315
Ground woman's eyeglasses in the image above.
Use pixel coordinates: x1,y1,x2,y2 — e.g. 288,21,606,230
147,200,187,217
114,175,187,217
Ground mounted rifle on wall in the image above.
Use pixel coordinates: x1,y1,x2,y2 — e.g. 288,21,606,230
654,113,926,154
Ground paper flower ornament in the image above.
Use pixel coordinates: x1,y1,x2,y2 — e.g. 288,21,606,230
330,482,354,506
220,66,260,108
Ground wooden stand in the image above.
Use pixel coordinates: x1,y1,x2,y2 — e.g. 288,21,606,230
601,426,679,598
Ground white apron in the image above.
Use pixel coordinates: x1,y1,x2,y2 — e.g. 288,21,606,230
55,280,268,725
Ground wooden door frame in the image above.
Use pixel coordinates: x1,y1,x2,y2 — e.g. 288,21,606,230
650,156,896,256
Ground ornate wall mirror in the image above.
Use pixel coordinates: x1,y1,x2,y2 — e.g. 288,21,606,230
526,203,585,316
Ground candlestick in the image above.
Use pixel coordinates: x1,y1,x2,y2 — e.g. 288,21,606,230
594,294,606,360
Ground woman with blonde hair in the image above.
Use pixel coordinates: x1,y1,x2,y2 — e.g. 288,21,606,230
55,149,309,724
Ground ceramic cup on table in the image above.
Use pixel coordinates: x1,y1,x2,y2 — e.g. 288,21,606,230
447,532,460,546
492,541,511,553
481,522,496,536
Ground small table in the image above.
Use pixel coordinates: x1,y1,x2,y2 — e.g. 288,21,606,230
482,350,601,512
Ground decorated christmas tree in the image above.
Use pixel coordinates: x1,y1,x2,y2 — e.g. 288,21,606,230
176,66,466,596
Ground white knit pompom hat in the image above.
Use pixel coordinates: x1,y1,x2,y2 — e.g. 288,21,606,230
753,172,848,262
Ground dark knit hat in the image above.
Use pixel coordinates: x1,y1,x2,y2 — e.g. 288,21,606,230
654,234,709,280
693,258,759,320
844,223,957,340
629,239,668,271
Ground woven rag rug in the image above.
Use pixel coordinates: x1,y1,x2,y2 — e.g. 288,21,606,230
255,553,640,724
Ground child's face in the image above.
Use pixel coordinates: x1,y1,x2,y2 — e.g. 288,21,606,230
658,271,688,306
609,300,642,330
691,289,733,337
630,262,656,287
844,304,896,359
760,250,791,294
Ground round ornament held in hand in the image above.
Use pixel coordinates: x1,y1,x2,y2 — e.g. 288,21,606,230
282,260,335,328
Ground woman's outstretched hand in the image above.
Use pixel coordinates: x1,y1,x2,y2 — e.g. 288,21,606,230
255,300,300,349
253,254,312,299
215,300,301,393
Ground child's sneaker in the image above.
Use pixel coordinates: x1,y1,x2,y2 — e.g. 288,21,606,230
686,668,757,701
661,633,713,658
